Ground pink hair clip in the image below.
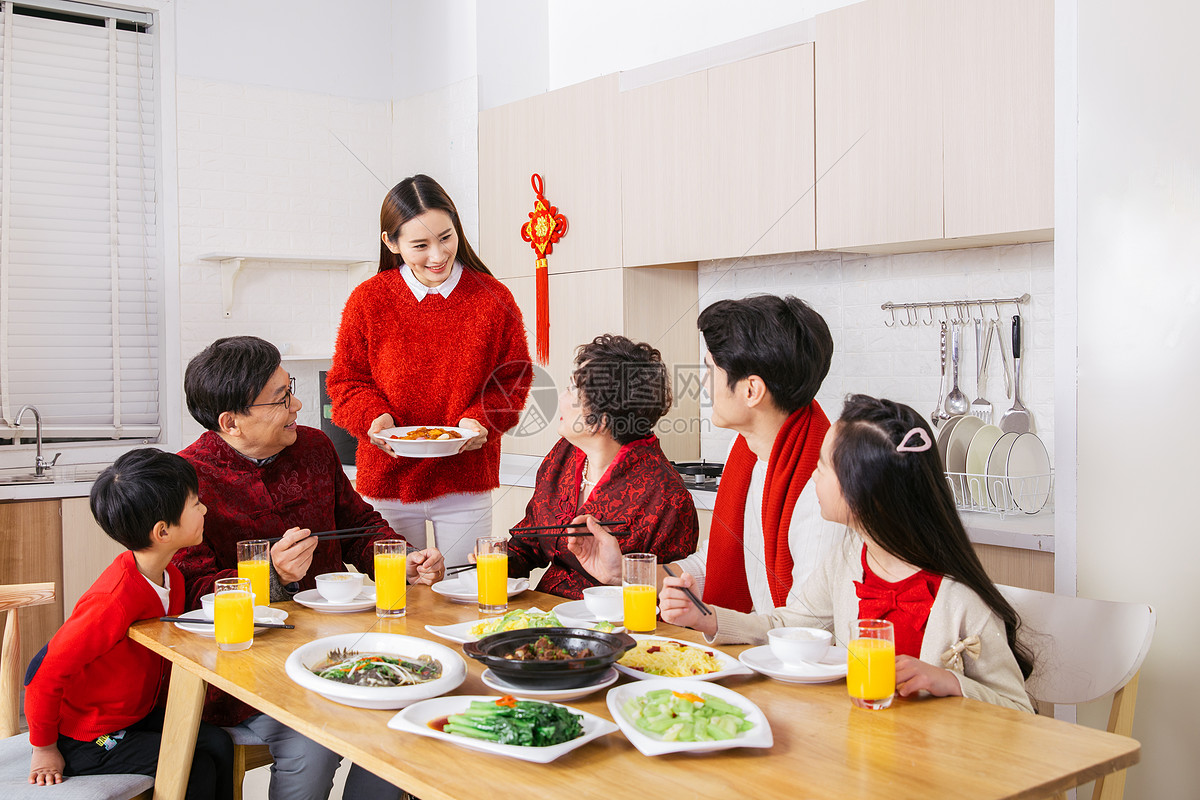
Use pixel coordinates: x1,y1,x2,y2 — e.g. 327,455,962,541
896,427,932,453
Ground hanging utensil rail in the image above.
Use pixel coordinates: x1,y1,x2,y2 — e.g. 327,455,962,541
882,293,1030,327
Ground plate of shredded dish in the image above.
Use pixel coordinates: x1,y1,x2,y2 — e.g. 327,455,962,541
614,635,751,682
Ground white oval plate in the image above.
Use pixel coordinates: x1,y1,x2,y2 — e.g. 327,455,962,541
965,424,1005,507
554,599,621,626
606,680,773,756
431,576,529,603
986,431,1021,507
945,414,986,475
1007,432,1052,513
424,608,620,644
614,634,751,681
480,667,620,702
292,587,377,613
285,633,466,710
172,607,289,637
936,414,968,465
387,695,617,763
372,426,477,459
737,644,849,684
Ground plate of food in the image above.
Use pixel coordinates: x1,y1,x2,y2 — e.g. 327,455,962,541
292,587,376,613
431,576,529,603
284,633,466,709
480,667,620,702
606,681,772,756
737,644,849,684
424,608,617,644
173,607,289,637
372,426,477,459
614,634,751,681
387,695,617,764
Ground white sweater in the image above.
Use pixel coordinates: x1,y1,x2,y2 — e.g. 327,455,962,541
709,531,1034,713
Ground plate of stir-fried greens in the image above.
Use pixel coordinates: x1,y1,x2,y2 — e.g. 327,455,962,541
387,694,618,763
286,633,466,709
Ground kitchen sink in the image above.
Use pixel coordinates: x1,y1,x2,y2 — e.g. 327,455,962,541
0,463,110,485
0,468,53,485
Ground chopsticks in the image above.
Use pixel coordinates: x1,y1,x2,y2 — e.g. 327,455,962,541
265,526,389,544
509,520,628,537
159,616,295,630
661,563,712,617
444,564,476,576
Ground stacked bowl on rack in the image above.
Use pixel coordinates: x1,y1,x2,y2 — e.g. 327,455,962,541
937,415,1052,515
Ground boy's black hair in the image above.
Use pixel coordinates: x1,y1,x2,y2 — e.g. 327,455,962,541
185,336,282,431
89,448,199,550
697,295,833,414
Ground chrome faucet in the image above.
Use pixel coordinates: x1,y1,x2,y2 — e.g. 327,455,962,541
14,405,61,476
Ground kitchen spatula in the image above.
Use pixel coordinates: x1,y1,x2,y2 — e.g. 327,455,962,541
969,319,993,422
999,315,1032,433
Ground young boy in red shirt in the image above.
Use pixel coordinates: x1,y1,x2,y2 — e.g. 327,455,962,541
24,449,233,799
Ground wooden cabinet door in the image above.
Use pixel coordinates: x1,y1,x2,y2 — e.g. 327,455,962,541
815,0,944,251
621,71,709,266
479,92,548,279
61,497,126,615
0,500,64,676
706,45,816,260
943,0,1054,239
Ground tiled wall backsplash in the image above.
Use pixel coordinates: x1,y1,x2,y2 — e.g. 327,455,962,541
697,242,1055,465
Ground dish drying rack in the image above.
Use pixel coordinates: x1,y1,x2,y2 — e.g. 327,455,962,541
945,470,1053,518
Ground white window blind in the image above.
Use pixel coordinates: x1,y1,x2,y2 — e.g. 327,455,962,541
0,0,159,443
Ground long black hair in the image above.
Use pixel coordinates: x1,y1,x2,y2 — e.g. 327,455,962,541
378,174,491,277
832,394,1033,679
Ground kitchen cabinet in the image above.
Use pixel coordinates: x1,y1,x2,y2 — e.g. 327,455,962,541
62,497,126,614
621,71,710,267
706,45,816,259
973,542,1053,593
490,485,534,540
478,92,547,279
0,500,64,676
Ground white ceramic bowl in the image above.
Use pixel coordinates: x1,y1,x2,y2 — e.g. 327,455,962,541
285,633,466,709
315,571,365,604
767,627,833,668
199,593,215,619
373,426,477,459
582,586,624,621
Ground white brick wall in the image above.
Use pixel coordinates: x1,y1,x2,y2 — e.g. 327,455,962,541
697,242,1056,466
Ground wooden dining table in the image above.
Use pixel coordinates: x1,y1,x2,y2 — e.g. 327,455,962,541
128,585,1139,800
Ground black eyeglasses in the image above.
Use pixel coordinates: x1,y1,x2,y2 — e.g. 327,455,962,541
249,377,296,411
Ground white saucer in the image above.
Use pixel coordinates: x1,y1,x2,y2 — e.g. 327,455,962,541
430,577,529,604
292,587,376,613
738,644,848,684
479,667,620,702
553,599,622,626
173,607,289,637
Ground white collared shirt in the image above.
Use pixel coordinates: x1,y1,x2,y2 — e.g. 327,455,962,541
144,568,172,614
399,261,464,301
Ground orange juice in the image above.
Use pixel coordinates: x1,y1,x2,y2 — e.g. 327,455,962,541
848,637,896,706
623,583,657,632
238,559,270,607
477,552,508,608
375,551,407,617
214,590,254,648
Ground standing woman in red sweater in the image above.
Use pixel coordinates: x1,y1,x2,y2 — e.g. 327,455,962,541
327,175,533,567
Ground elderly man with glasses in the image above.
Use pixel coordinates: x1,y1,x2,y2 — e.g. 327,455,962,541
172,335,442,800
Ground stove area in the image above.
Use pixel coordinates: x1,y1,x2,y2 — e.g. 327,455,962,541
671,460,723,492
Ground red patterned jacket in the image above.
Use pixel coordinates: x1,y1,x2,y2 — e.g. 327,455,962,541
326,267,532,502
507,436,699,599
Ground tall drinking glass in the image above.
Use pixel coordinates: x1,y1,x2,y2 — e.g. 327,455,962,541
374,541,407,618
214,577,254,651
476,537,508,614
848,619,896,710
236,540,270,607
622,553,657,633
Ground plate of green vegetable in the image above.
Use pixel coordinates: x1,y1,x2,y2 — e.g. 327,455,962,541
606,681,773,756
387,695,618,763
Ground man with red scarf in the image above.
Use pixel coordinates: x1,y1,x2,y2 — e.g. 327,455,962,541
569,295,837,619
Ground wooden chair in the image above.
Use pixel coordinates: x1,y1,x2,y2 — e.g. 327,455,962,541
0,582,153,798
224,727,273,800
999,585,1156,800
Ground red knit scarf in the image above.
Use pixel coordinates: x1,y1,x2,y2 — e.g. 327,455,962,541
702,403,830,612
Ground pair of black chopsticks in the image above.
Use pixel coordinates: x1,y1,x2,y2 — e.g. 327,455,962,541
508,520,629,537
265,525,389,544
444,564,477,576
661,563,712,617
159,616,295,629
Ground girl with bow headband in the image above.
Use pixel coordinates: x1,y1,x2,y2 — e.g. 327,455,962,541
661,394,1035,711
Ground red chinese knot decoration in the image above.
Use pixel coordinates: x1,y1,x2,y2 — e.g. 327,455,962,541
520,173,568,365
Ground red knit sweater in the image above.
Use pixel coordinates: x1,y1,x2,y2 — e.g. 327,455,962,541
326,267,532,502
25,551,182,747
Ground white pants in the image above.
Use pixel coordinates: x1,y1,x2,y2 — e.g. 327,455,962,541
366,491,493,567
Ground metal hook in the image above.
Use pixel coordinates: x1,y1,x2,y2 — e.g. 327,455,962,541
992,300,1002,322
907,306,919,327
884,305,897,328
975,300,986,323
924,305,935,326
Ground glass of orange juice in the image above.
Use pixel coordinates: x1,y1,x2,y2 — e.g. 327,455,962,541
475,537,508,614
622,553,657,633
848,619,895,710
236,540,270,608
214,577,254,651
374,540,408,618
